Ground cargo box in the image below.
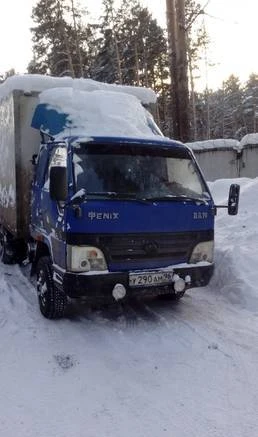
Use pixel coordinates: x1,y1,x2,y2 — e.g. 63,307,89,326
0,90,40,237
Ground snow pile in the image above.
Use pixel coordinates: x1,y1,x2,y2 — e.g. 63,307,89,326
208,177,258,310
187,138,240,151
39,87,162,138
2,177,258,436
0,74,157,105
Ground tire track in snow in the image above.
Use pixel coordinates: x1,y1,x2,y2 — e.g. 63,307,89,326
66,297,171,331
128,298,171,328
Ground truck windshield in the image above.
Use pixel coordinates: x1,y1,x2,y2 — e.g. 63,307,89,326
72,143,210,200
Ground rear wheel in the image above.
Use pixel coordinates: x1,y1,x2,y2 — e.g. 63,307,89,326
36,256,67,319
0,231,15,264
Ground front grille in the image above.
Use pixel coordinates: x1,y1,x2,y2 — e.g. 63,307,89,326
66,230,213,266
98,231,213,264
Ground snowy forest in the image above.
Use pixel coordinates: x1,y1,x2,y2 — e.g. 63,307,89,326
2,0,257,142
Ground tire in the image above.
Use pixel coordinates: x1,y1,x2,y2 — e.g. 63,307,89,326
0,233,14,264
36,256,67,319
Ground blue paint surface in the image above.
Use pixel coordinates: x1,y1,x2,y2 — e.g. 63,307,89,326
66,200,214,234
31,134,214,273
31,104,69,135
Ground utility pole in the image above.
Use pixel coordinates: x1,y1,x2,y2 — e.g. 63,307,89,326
166,0,179,138
166,0,190,142
176,0,190,142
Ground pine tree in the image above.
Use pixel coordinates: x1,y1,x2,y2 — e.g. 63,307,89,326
221,75,243,138
91,0,168,89
122,3,168,89
243,73,258,134
28,0,93,77
91,0,123,83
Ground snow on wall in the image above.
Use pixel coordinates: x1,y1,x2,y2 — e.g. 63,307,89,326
239,133,258,147
186,138,240,152
187,135,258,181
0,74,157,105
238,134,258,178
38,87,161,139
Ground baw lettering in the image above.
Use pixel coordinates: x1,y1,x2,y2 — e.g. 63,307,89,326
193,212,208,219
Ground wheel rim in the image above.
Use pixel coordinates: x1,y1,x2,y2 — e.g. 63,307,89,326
37,268,48,308
0,233,5,257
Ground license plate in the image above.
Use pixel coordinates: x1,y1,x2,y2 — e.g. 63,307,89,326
129,271,173,288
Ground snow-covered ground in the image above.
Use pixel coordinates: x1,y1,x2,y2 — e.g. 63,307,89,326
1,177,258,437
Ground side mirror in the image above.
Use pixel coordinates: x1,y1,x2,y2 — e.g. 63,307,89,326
228,184,240,215
49,166,68,202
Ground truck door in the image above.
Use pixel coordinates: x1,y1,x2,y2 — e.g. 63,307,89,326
32,145,67,267
31,144,49,230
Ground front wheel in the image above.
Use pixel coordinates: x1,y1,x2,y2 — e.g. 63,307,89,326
36,256,67,319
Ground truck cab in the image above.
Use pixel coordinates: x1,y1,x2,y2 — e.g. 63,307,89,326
0,75,240,319
30,134,218,318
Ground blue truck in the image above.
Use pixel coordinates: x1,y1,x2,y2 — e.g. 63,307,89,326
0,76,240,318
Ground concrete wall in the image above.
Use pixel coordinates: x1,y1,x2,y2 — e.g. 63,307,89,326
192,148,239,181
187,135,258,181
239,134,258,178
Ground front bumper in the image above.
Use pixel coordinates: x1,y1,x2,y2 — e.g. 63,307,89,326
54,264,214,299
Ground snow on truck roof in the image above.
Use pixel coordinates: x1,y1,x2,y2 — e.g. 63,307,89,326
33,87,162,139
0,74,162,139
0,74,157,105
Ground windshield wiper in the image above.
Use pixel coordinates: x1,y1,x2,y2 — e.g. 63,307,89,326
70,190,209,205
141,194,209,204
70,190,150,204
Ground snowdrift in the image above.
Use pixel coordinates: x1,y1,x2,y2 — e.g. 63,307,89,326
209,177,258,310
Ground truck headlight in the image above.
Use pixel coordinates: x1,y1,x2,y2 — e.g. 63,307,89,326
67,245,107,272
189,241,214,264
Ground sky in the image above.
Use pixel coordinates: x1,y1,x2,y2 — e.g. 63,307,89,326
0,0,257,90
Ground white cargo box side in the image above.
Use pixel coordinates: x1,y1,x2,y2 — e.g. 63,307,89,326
0,91,40,238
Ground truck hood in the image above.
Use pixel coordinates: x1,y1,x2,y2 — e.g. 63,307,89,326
66,199,214,234
65,200,214,270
